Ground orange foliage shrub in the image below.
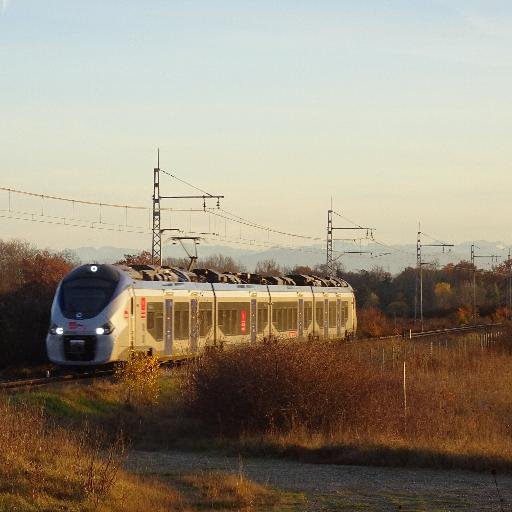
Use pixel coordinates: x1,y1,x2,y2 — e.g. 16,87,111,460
456,305,473,325
357,307,393,337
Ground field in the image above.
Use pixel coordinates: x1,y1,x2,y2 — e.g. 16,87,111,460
180,328,512,471
2,328,512,510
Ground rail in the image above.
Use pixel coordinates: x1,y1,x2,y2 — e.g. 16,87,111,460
0,368,115,391
355,323,504,343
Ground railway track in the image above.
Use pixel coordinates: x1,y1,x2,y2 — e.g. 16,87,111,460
0,323,504,391
354,323,504,343
0,367,115,391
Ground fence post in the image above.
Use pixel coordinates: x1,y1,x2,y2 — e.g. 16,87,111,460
403,360,407,434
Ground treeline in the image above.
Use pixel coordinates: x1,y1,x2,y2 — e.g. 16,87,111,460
0,240,75,367
340,261,511,322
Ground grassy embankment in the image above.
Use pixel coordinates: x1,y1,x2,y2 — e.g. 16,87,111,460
0,366,302,511
4,329,512,510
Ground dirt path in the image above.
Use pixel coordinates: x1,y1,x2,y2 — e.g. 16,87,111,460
126,450,512,511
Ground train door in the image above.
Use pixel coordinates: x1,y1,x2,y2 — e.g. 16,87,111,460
250,296,257,343
190,296,199,354
298,297,304,339
164,296,173,356
336,297,342,338
128,287,135,352
314,294,324,340
133,294,146,351
145,299,164,356
324,297,329,339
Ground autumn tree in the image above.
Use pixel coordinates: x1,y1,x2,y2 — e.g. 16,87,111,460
0,240,75,366
116,250,154,266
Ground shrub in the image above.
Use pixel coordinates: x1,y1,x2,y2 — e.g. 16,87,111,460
184,341,402,435
116,352,161,406
357,306,394,337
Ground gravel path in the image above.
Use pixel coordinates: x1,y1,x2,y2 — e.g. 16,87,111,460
126,450,512,511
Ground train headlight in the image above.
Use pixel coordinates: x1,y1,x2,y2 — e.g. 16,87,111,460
49,325,64,335
96,322,114,335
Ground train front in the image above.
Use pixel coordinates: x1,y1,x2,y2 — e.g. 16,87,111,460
46,264,127,365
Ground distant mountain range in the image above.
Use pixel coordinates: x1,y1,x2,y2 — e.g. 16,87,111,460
70,240,509,275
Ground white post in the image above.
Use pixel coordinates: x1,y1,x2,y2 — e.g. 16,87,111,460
403,360,407,433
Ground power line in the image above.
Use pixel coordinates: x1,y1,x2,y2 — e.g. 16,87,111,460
0,186,206,213
0,211,151,235
160,168,217,198
159,169,331,242
207,208,326,242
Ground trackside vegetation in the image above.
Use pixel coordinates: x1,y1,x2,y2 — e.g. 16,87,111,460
0,394,293,511
12,329,512,474
181,331,512,471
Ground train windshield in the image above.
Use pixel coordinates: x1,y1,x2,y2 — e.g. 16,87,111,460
59,277,118,319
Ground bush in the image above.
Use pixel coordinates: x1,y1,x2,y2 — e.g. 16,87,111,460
357,306,394,337
116,352,161,406
184,341,401,435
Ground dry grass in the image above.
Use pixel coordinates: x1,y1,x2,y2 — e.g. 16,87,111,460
184,330,512,470
178,469,281,510
0,398,187,511
0,390,293,511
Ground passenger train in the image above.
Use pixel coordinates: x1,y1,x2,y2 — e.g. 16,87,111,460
46,263,357,365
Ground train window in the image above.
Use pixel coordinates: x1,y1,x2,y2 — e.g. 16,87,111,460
328,302,337,328
59,277,117,319
199,302,213,337
174,302,189,339
315,302,324,327
271,301,297,331
304,301,313,330
257,303,269,334
341,301,349,325
218,302,250,336
147,302,163,341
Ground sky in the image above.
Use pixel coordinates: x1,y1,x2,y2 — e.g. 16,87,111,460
1,0,511,260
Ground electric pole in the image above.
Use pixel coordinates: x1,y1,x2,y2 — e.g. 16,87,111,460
151,151,162,265
416,230,454,331
326,208,374,277
151,150,224,265
470,244,500,324
327,209,334,277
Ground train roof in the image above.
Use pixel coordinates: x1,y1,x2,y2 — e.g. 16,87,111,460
73,263,354,293
130,280,354,294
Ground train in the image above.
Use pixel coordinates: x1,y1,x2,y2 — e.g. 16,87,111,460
46,263,357,365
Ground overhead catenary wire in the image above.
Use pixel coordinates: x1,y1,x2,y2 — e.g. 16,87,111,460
0,186,206,213
160,169,216,198
6,184,503,276
158,169,332,242
0,185,415,263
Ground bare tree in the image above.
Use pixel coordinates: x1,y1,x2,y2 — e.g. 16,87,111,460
288,265,314,275
254,259,281,276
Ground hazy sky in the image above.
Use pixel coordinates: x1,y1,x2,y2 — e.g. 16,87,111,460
1,1,511,259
